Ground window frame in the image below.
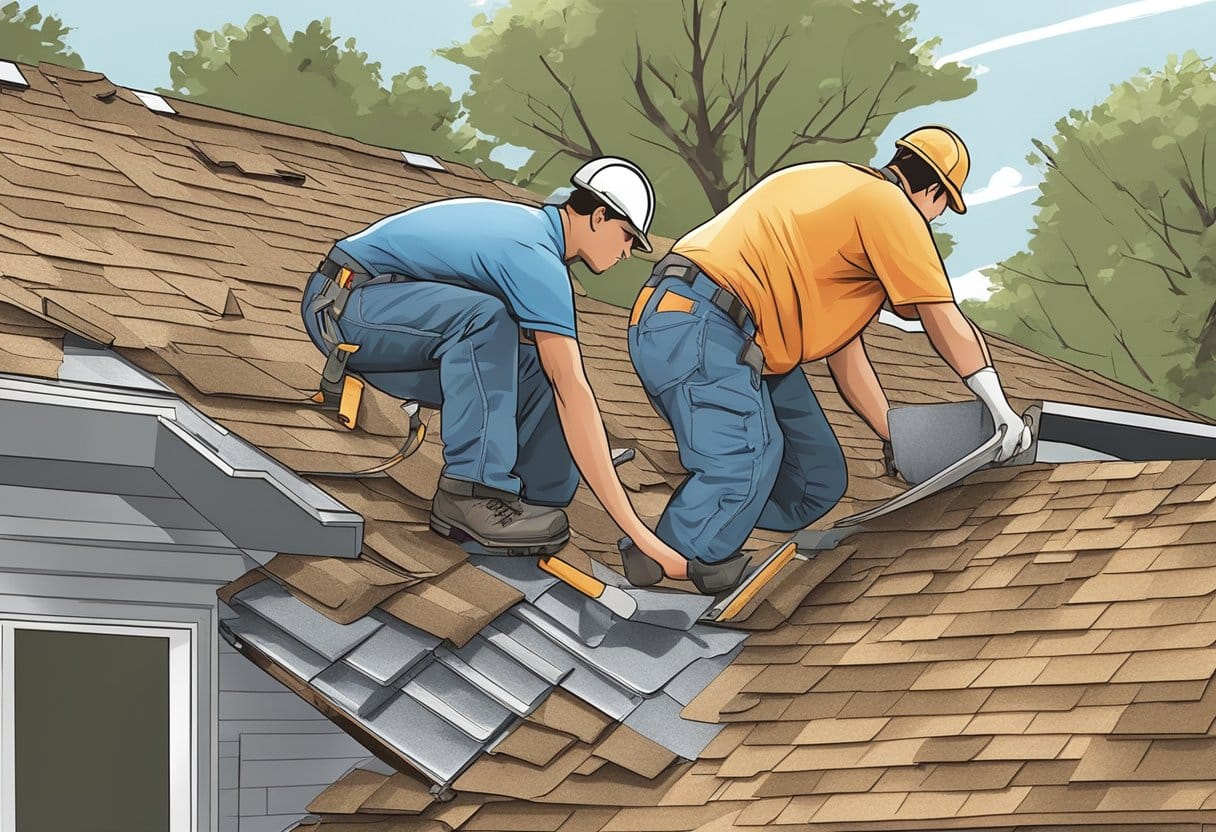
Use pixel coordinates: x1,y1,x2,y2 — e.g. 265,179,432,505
0,615,197,832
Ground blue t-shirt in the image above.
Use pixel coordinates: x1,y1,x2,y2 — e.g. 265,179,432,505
335,199,577,338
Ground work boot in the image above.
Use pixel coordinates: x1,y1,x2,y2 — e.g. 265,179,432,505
687,551,751,595
618,535,663,587
430,475,569,556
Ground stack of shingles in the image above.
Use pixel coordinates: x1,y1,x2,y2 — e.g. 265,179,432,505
298,459,1216,830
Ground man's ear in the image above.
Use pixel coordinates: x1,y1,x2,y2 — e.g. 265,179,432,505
590,205,606,230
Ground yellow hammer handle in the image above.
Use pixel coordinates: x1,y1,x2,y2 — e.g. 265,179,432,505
538,556,606,599
718,543,797,622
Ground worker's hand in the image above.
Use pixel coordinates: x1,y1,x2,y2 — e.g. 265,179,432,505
881,439,902,480
992,412,1033,463
965,367,1031,463
630,526,689,580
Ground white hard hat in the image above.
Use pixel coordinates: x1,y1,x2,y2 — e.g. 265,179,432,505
570,157,655,253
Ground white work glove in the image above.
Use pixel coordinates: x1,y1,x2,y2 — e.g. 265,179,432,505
965,367,1032,463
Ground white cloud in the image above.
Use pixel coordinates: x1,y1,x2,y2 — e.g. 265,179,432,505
951,264,999,303
936,0,1216,67
971,64,991,77
877,265,997,331
963,167,1037,207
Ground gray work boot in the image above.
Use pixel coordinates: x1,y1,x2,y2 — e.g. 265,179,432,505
430,475,569,556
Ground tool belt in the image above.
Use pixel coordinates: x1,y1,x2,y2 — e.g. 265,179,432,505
634,253,765,379
307,251,413,430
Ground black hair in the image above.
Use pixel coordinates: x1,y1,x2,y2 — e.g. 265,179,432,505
562,187,629,223
886,148,948,200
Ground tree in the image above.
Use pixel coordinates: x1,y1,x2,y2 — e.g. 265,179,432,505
161,16,508,179
967,52,1216,417
441,0,975,235
0,2,83,68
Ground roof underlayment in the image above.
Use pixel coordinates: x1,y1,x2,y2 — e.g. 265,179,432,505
1,60,1216,831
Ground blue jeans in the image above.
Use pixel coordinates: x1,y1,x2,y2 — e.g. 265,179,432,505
301,272,579,506
628,276,847,562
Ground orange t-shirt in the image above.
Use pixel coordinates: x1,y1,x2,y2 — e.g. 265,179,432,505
673,161,954,373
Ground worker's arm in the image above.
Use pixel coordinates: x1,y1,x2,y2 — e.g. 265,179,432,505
825,331,891,441
917,301,1031,462
534,331,688,579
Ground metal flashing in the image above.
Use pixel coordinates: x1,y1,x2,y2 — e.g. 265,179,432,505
487,615,642,721
233,581,382,662
622,692,723,760
533,582,615,647
0,61,28,88
341,612,440,686
311,661,398,718
437,635,551,714
401,150,445,171
131,89,177,114
59,334,173,393
0,373,363,556
221,612,329,682
509,604,746,696
1039,400,1216,460
403,662,515,742
364,691,484,784
468,554,560,602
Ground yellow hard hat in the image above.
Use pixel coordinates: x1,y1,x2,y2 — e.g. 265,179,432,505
895,126,970,214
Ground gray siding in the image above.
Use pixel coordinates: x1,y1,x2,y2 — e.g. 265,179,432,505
0,477,369,832
218,640,376,832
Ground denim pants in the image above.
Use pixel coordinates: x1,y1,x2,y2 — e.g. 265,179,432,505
628,275,848,562
301,272,579,506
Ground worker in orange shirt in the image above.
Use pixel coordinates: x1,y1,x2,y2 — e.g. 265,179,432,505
623,126,1032,594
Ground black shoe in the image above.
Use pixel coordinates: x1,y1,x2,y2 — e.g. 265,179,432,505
687,551,751,595
618,536,663,587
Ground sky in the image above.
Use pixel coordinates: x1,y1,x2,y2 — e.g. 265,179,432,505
11,0,1216,297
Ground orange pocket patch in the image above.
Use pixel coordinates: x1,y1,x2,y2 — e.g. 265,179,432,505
629,286,655,327
656,291,696,315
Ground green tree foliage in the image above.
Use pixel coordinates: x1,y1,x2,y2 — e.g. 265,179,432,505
0,2,83,68
442,0,975,236
967,52,1216,416
161,16,507,178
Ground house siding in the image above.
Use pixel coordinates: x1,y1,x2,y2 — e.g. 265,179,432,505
0,478,372,832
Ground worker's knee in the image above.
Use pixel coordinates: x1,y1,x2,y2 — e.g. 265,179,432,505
462,295,513,339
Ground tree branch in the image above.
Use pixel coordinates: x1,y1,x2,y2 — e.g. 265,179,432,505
537,52,602,157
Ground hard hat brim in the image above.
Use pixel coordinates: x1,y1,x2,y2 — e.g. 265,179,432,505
571,170,654,252
895,138,967,214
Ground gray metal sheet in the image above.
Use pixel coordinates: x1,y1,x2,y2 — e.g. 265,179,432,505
589,560,717,629
487,615,641,721
623,692,723,760
60,335,174,394
403,662,515,742
890,400,993,485
233,581,382,662
363,691,484,784
438,634,551,714
311,661,398,718
467,554,559,602
509,604,747,696
533,582,614,647
664,644,746,706
480,623,567,684
342,612,440,685
222,614,328,682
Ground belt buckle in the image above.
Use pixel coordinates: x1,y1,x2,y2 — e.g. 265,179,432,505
335,266,355,289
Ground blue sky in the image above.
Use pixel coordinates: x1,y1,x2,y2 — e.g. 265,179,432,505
15,0,1216,291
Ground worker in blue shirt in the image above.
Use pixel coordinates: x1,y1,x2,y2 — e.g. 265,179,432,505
301,158,692,581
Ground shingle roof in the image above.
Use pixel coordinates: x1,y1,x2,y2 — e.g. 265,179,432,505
1,60,1214,831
